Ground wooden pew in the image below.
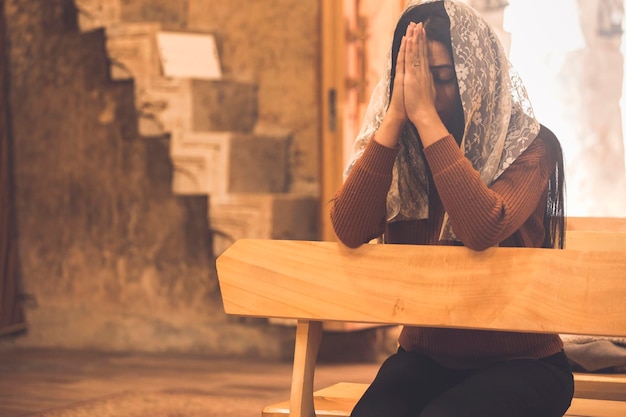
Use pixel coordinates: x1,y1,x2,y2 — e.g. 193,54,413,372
566,216,626,233
566,217,626,251
216,229,626,417
563,218,626,413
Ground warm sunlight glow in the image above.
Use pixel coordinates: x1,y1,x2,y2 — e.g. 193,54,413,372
505,0,626,217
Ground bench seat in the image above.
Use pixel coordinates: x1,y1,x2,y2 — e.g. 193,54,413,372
574,373,626,401
263,381,626,417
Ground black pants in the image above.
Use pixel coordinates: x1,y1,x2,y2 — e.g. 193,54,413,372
350,348,574,417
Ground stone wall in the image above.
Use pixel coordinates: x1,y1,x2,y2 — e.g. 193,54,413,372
186,0,321,194
2,0,307,359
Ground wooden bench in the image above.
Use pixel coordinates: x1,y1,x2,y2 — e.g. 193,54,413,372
216,218,626,417
562,218,626,415
565,216,626,251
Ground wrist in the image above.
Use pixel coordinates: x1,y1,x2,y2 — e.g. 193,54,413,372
408,107,439,128
374,114,406,148
410,111,449,147
383,109,407,128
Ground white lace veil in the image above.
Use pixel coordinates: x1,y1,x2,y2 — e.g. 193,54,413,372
344,0,540,240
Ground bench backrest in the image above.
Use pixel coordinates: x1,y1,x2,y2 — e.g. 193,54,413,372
566,216,626,233
565,217,626,251
217,236,626,338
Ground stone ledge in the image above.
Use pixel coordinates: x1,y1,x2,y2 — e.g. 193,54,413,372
210,193,319,256
171,131,292,195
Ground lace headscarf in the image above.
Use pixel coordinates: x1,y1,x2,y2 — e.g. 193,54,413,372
344,0,540,240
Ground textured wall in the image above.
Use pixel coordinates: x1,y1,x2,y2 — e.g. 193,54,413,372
120,0,189,29
3,0,295,358
72,0,321,197
187,0,321,194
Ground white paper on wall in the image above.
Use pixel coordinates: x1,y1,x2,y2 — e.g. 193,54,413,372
157,31,222,79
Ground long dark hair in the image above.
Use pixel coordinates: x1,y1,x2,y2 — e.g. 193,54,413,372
541,126,567,249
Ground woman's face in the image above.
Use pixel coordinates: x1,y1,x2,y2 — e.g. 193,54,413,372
427,39,462,128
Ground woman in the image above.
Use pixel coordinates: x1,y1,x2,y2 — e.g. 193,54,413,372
330,1,572,416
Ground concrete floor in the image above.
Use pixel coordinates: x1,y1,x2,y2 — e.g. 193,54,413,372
0,348,379,417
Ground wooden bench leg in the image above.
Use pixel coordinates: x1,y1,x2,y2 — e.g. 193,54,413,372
290,320,323,417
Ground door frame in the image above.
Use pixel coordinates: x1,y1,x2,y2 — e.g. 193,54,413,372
320,0,347,242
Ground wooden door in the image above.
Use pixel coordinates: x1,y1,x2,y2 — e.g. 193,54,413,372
319,0,404,331
320,0,404,242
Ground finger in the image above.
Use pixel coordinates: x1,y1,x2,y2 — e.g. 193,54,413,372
419,24,428,66
409,23,420,69
406,21,415,37
405,26,415,73
413,22,422,68
398,24,410,76
404,23,413,61
397,35,406,76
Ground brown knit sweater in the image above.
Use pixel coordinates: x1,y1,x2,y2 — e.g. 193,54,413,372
330,127,563,369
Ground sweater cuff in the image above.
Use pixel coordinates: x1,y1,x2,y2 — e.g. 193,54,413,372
355,138,400,177
423,135,464,175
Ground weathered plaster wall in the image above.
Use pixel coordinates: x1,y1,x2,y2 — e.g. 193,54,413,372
3,0,296,358
2,0,393,361
114,0,322,193
187,0,321,193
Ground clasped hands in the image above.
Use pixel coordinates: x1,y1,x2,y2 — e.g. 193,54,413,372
375,22,450,149
387,22,439,132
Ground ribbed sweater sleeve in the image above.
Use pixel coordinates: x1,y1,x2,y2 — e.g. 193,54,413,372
423,134,553,250
330,139,399,248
